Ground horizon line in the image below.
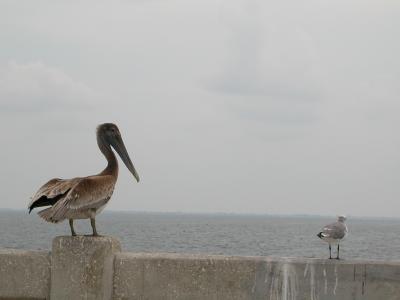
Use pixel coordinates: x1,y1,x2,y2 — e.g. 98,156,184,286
1,208,400,220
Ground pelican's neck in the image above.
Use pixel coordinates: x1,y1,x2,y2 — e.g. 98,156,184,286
97,134,119,177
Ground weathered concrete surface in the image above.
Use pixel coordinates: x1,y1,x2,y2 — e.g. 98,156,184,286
2,236,400,300
51,236,121,300
113,253,400,300
0,249,50,300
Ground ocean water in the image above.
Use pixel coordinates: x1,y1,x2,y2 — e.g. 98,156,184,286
1,210,399,261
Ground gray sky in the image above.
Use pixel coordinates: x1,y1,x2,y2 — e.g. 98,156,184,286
0,0,399,217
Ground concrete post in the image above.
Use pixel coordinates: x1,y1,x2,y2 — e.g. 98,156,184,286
50,235,121,300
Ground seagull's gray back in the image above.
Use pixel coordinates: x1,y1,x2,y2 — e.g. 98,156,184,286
322,221,348,240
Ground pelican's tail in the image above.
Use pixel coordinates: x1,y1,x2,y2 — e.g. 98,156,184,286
317,232,325,239
38,207,59,223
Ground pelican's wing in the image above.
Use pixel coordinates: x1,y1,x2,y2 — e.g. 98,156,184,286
50,175,115,221
28,178,82,212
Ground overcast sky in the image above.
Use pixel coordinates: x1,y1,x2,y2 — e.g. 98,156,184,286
0,0,399,217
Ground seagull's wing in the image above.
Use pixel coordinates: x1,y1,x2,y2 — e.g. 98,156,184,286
321,222,346,239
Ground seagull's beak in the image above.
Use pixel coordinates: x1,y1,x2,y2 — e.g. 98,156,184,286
110,134,140,182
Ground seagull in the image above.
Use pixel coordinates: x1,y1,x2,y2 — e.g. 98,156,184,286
28,123,139,236
317,215,348,259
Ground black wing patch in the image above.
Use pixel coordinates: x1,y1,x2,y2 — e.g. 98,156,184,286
28,189,71,213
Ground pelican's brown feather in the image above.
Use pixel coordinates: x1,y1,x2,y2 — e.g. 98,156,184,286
28,178,83,213
44,175,116,222
29,178,80,206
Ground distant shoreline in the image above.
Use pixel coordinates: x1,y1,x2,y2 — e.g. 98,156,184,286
2,208,399,221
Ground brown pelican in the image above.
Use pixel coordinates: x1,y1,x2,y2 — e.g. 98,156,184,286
28,123,139,236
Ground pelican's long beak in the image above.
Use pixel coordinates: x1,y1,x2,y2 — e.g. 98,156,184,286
110,135,140,182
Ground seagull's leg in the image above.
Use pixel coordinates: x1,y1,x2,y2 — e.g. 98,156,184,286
69,219,77,236
329,244,332,259
90,217,99,236
336,244,340,260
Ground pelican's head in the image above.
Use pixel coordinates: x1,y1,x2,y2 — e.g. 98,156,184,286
337,215,347,222
97,123,140,182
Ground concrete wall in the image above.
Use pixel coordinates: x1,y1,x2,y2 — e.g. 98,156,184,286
0,249,50,300
113,253,400,300
1,236,400,300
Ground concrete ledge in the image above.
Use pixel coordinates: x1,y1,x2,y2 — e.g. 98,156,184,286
2,237,400,300
0,249,50,300
113,253,400,300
